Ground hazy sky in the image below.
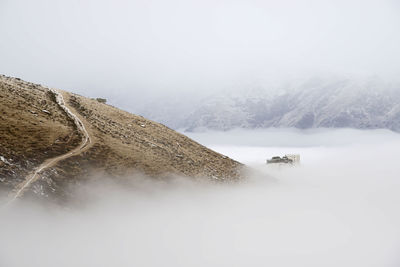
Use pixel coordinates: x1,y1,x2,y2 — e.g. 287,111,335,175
1,0,399,104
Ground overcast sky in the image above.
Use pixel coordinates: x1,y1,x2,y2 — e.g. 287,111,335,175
1,0,399,105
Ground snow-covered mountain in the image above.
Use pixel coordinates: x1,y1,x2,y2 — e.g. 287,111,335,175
134,77,400,132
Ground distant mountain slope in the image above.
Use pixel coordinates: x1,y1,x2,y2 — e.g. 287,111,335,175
0,75,243,202
135,77,400,132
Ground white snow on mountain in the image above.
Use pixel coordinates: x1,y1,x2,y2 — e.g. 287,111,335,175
133,76,400,132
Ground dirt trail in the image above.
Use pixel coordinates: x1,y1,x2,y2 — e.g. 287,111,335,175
7,89,92,202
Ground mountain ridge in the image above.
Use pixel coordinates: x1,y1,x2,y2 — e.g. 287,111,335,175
134,77,400,132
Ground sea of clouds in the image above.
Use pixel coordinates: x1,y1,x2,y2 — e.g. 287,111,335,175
1,128,400,267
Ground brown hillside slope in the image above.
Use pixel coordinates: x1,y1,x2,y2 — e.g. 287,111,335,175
0,75,82,194
0,75,243,201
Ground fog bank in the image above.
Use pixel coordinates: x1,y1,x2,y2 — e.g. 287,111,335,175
1,129,400,266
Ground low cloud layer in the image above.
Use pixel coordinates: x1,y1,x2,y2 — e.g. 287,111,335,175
1,129,400,267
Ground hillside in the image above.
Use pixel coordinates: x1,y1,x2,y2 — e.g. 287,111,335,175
0,75,243,202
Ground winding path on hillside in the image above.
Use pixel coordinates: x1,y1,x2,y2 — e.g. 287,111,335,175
8,89,92,202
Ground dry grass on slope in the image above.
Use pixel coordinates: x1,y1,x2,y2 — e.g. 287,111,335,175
73,92,243,177
32,92,244,201
0,75,81,191
0,75,244,202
